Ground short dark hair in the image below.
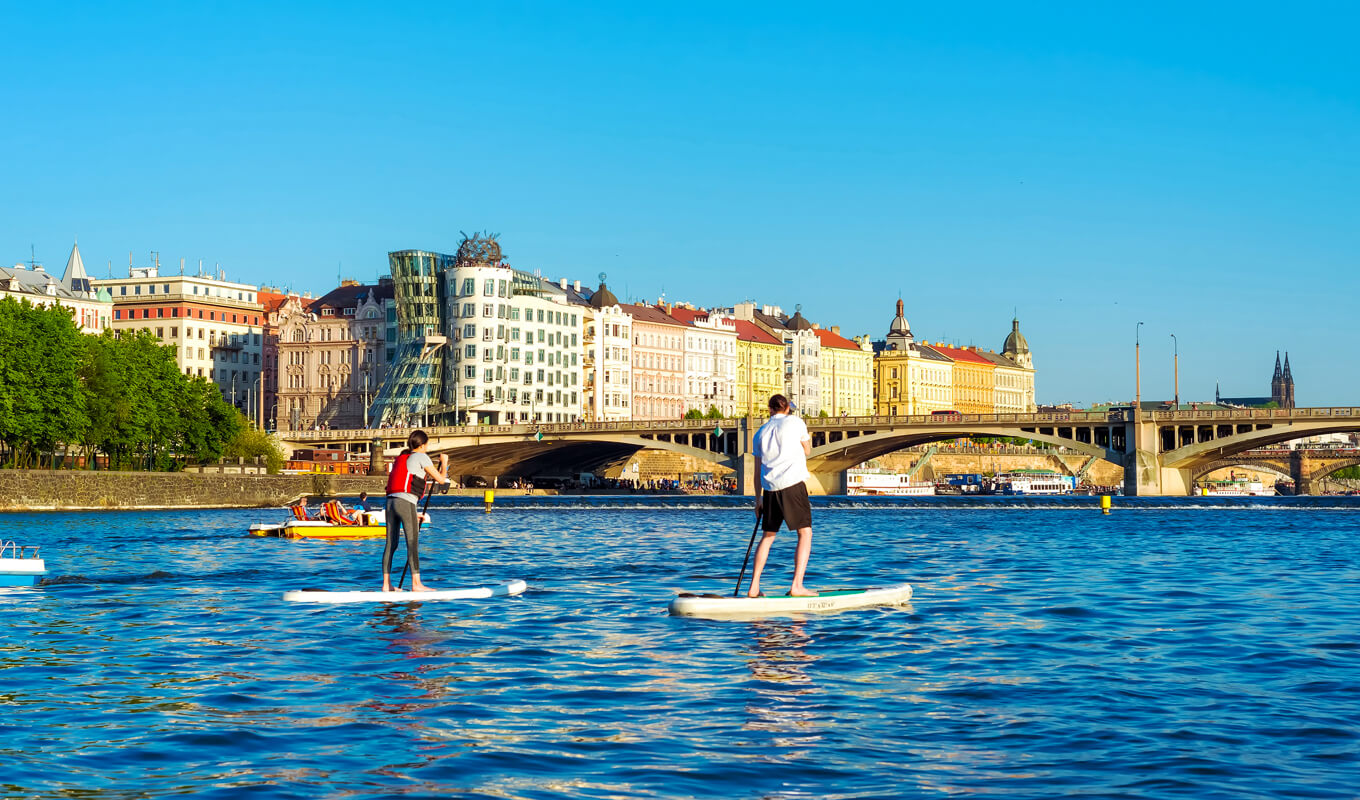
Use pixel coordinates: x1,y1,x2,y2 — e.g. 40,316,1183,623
407,430,429,450
768,394,790,414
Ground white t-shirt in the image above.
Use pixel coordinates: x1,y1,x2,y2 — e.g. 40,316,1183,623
753,413,811,491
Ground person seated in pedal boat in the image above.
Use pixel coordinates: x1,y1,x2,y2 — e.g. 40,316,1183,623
749,393,818,598
355,492,370,524
383,430,451,592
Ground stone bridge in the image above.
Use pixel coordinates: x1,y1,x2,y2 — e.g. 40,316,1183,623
278,406,1360,496
1197,447,1360,495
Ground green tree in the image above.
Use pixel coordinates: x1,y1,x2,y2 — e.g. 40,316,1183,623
704,405,722,420
0,298,88,467
224,416,285,473
683,408,703,420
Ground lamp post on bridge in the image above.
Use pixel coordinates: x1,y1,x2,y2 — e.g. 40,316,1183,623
1170,334,1179,410
1135,321,1144,411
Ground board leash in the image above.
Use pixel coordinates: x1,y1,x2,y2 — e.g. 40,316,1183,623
733,498,764,597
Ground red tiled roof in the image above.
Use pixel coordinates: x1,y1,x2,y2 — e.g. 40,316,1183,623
664,307,705,325
814,328,861,350
620,303,687,327
734,319,780,345
928,343,995,365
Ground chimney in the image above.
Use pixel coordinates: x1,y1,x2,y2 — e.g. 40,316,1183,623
573,279,581,292
559,278,568,290
831,326,840,335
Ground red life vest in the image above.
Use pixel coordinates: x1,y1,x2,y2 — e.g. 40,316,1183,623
385,452,426,497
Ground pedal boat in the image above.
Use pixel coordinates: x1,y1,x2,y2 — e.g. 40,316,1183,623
249,507,430,540
1,541,47,587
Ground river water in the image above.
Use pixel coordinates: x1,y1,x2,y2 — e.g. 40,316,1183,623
3,496,1357,799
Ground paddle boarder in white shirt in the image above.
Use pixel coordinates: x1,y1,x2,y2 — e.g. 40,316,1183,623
748,394,817,598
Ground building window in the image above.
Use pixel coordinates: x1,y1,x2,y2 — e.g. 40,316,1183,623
484,279,495,296
461,278,475,297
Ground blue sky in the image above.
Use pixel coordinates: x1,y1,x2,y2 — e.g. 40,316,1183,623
3,2,1356,405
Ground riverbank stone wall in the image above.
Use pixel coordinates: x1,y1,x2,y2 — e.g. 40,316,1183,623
0,470,387,512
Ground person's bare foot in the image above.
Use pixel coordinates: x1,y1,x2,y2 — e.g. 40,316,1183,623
787,587,818,597
411,583,436,592
382,583,394,592
746,591,765,598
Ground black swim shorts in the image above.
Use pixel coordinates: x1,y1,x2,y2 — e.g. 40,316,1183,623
761,482,812,532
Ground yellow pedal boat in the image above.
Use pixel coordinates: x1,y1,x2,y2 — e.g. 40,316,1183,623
249,509,430,540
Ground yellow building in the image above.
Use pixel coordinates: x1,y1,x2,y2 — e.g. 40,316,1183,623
815,327,874,416
873,299,955,415
929,343,995,414
734,319,784,418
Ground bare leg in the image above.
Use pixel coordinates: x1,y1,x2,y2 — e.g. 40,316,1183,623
746,531,778,597
382,573,393,592
788,527,817,596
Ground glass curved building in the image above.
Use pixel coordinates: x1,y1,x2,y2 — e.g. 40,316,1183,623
368,250,452,426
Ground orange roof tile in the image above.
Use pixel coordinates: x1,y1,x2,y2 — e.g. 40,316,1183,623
813,328,861,350
928,343,995,365
734,319,781,345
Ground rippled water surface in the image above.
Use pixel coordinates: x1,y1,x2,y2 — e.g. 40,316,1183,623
4,496,1358,799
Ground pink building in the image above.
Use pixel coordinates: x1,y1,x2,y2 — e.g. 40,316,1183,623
622,303,687,420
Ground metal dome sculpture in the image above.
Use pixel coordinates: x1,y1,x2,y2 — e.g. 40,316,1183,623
455,231,503,266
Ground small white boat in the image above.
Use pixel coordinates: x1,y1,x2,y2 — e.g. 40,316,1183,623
283,579,528,604
669,583,913,618
1,541,47,587
991,471,1077,495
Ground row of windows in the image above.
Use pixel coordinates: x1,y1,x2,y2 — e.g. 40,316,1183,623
114,306,261,325
116,283,255,303
450,300,579,328
463,385,578,408
457,323,578,348
462,364,581,387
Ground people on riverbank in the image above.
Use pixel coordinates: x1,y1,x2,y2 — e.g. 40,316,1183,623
382,430,451,592
747,394,817,598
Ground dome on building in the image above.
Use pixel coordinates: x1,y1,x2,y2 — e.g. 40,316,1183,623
588,273,619,309
455,232,502,266
888,298,910,336
786,304,814,331
1002,317,1029,356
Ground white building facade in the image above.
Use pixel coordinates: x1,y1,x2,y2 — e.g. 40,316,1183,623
579,279,633,422
669,306,738,417
0,243,112,334
444,263,585,424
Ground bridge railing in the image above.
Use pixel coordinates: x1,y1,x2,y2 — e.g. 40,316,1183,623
278,407,1360,444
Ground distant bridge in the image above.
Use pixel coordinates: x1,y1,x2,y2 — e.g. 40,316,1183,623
1198,447,1360,494
278,406,1360,496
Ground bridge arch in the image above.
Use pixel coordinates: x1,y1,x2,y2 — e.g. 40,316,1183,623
1191,461,1292,484
420,433,735,479
807,427,1112,474
1162,422,1360,471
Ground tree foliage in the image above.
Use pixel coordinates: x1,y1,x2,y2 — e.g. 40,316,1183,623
0,297,243,470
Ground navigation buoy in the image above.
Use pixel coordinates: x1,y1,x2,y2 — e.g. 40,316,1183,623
484,489,494,513
1100,495,1111,515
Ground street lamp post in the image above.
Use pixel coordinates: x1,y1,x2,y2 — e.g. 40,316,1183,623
1135,322,1144,411
1170,334,1179,410
252,375,263,429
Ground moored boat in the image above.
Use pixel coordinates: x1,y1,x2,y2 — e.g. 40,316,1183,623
1,541,47,587
846,469,935,496
1197,478,1275,497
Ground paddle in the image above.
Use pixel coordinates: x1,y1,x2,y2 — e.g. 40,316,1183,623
396,482,438,590
733,493,764,597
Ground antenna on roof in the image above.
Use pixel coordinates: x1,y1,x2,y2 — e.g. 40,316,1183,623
28,244,37,269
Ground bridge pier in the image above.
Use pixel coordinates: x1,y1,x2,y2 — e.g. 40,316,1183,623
1123,420,1194,496
807,469,848,496
736,454,758,496
1291,451,1319,496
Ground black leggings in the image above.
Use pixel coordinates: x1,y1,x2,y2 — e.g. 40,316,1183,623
382,496,421,575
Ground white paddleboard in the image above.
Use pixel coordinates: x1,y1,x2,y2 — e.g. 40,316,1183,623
669,583,912,618
283,579,527,604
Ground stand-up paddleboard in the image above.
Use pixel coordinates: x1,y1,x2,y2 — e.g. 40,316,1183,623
669,583,912,618
283,579,527,604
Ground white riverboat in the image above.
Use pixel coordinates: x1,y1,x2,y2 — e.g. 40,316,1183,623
990,471,1077,495
846,469,936,496
1,541,47,587
1197,478,1276,497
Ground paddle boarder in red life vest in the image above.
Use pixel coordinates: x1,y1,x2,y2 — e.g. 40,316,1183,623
383,430,451,592
748,394,818,598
